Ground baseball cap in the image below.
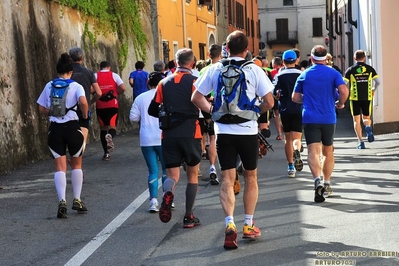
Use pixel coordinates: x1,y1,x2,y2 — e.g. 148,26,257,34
282,50,297,63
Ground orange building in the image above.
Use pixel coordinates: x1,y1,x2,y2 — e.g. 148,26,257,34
155,0,260,63
225,0,260,57
156,0,217,62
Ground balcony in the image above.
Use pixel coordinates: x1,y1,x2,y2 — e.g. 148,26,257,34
266,31,298,47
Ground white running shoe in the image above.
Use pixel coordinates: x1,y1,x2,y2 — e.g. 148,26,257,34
105,133,114,152
149,200,159,213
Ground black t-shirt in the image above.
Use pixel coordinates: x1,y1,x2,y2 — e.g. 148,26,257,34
71,63,97,101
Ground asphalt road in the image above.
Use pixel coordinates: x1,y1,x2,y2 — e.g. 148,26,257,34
1,109,399,266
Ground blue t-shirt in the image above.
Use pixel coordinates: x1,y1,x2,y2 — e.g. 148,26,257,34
129,69,149,99
293,64,345,124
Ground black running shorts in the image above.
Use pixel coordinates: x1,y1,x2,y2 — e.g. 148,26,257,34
216,134,258,171
303,123,335,146
281,113,302,133
162,137,202,168
350,100,372,116
48,121,84,158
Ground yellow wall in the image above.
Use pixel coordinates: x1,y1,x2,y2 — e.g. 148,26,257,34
158,0,216,61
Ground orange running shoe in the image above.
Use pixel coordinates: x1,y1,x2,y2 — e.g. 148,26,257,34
223,223,238,249
243,223,261,239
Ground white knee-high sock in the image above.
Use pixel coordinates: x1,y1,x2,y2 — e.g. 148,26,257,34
54,171,67,201
71,169,83,200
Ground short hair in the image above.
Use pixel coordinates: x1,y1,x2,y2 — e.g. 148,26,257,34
300,60,309,69
195,60,207,71
354,50,366,60
292,48,301,59
148,71,164,87
175,48,194,67
226,30,248,55
135,61,145,70
209,44,222,59
245,51,253,60
100,61,111,69
167,60,175,69
56,53,74,74
272,57,282,66
153,60,165,72
69,47,84,62
311,45,327,59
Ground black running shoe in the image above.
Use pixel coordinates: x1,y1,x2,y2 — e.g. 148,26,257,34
314,180,325,203
159,191,174,223
57,200,67,218
183,214,201,228
72,198,88,212
210,172,219,185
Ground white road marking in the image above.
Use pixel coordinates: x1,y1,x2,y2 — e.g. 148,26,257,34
65,178,162,266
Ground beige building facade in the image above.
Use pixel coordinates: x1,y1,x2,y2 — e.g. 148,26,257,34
329,0,399,134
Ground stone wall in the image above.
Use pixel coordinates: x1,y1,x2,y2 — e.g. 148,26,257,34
0,1,154,173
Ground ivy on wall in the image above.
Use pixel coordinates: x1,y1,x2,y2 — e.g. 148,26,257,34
52,0,149,69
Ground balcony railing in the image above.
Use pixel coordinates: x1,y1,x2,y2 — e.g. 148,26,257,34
266,31,298,47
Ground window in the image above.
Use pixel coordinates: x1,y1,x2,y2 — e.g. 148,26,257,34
199,43,206,60
235,2,244,29
283,0,293,6
228,0,234,25
276,19,289,41
198,0,212,5
312,17,323,37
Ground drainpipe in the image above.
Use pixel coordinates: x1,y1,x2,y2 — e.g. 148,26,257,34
335,0,341,36
182,0,187,47
348,0,357,28
151,0,160,59
328,0,335,56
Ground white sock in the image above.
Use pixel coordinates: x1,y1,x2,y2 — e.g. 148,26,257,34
71,169,83,200
244,214,253,226
54,171,67,201
225,216,234,227
210,164,216,172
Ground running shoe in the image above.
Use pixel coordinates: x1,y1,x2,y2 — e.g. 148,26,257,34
293,149,303,171
149,201,159,213
287,164,296,178
243,223,261,239
365,126,374,142
183,214,201,228
324,184,333,196
102,153,110,161
234,172,241,195
224,223,238,249
159,191,174,223
72,198,88,212
209,167,219,185
57,200,67,218
314,180,325,203
105,133,114,152
357,141,365,149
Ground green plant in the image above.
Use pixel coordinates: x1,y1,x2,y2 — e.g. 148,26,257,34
52,0,149,69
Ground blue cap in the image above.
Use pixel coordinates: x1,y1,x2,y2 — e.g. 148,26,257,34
282,50,297,62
